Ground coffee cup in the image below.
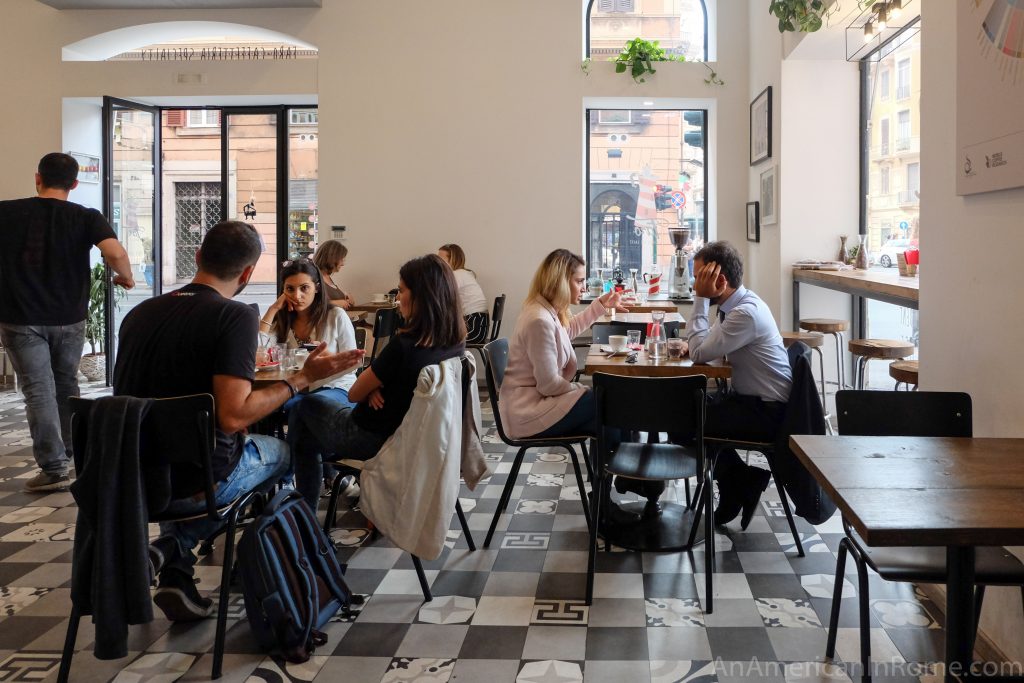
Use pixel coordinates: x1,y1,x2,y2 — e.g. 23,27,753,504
372,292,388,302
608,334,628,353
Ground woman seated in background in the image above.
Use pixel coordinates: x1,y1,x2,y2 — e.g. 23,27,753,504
499,249,624,440
438,243,489,344
259,258,358,412
288,254,466,509
313,239,355,309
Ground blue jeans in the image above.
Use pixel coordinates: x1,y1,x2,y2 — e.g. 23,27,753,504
289,393,387,510
158,434,290,576
0,322,85,475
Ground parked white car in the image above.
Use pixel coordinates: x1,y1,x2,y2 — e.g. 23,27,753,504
877,238,917,268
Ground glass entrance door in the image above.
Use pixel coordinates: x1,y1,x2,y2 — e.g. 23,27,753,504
102,96,160,381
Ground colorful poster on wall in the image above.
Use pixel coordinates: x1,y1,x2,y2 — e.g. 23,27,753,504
957,0,1024,195
68,152,100,184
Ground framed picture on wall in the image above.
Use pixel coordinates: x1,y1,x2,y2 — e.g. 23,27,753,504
749,86,772,166
746,201,760,242
68,152,100,184
759,165,778,225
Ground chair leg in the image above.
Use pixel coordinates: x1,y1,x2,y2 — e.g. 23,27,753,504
411,555,432,602
826,538,850,659
580,439,594,482
684,477,692,508
971,585,986,656
703,459,715,614
212,503,244,680
56,604,81,683
586,473,606,605
854,549,872,683
484,447,526,547
772,464,805,557
455,499,475,552
566,445,592,533
323,470,347,535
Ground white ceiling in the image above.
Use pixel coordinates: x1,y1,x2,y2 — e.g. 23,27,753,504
38,0,320,8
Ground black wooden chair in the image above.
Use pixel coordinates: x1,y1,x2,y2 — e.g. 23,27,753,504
363,306,400,369
588,372,709,607
826,390,1024,682
480,338,593,547
322,356,478,602
467,294,506,350
59,394,262,682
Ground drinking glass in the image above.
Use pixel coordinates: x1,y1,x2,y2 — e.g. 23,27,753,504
274,343,288,366
627,329,642,350
667,338,684,359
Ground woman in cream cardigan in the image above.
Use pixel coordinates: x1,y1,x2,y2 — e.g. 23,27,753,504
499,249,625,439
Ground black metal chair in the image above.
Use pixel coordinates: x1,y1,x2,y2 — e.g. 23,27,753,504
480,338,594,547
588,372,708,607
467,294,506,350
826,390,1024,682
322,356,478,603
364,306,400,368
59,394,261,682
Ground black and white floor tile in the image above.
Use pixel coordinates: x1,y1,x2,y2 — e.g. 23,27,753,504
0,382,967,681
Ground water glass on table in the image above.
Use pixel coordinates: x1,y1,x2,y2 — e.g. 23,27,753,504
273,343,288,367
627,329,642,350
667,338,685,360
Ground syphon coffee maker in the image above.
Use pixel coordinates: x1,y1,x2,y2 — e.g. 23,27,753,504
668,228,693,299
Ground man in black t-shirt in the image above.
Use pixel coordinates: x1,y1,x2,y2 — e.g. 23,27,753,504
0,153,135,492
114,220,362,622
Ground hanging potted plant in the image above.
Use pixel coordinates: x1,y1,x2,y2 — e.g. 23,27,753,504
613,38,685,83
80,262,124,382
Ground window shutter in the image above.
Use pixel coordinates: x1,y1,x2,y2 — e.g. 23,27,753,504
165,110,185,127
615,0,635,11
597,0,615,12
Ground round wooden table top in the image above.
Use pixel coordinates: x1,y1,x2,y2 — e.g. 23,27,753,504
799,318,849,333
848,338,916,359
782,331,824,349
889,359,919,384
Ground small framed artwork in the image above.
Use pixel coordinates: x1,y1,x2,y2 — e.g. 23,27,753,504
759,165,778,225
749,86,772,166
68,152,100,184
746,201,760,242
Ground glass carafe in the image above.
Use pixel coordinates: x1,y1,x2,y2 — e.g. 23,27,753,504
854,234,870,270
647,309,667,360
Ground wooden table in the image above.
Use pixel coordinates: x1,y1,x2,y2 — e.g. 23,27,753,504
583,345,730,552
594,312,684,326
583,344,730,379
791,268,919,338
581,296,693,311
789,435,1024,682
252,366,299,387
349,301,397,313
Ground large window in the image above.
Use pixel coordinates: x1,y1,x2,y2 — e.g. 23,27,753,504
861,19,921,387
588,0,708,62
586,108,707,281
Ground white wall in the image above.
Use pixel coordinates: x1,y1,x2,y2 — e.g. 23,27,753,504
61,98,104,212
1,0,755,333
919,0,1024,662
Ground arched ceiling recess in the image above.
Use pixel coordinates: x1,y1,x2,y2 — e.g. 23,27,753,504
62,20,316,61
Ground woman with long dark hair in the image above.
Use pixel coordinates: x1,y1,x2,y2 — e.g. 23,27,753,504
438,243,488,343
258,258,358,409
289,254,467,509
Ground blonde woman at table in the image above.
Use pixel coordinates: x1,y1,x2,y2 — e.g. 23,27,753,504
312,239,355,310
438,243,489,344
259,258,358,412
500,249,626,440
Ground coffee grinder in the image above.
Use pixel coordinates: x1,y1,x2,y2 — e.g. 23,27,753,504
668,228,692,298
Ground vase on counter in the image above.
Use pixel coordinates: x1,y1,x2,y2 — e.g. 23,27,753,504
838,235,850,264
854,234,870,270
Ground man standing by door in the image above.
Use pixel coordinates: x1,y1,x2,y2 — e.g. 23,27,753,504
0,153,135,492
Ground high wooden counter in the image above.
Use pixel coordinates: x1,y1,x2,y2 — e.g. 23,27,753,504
791,267,919,333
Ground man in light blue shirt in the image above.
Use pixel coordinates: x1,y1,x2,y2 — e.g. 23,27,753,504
682,241,792,529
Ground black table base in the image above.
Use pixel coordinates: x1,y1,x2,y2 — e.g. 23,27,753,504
597,501,705,552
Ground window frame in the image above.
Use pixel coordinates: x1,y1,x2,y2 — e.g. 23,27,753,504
289,109,318,126
186,109,220,128
585,0,709,62
584,106,709,281
896,57,912,100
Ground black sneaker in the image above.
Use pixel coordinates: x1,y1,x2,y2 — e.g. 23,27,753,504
154,569,213,622
739,467,772,530
147,536,182,581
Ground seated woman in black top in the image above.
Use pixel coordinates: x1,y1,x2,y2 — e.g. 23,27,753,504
289,254,466,509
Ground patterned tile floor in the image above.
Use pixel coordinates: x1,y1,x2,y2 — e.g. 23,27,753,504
0,382,954,683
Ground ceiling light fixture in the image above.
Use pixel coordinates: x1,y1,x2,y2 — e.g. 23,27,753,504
873,3,888,30
864,21,876,42
889,0,903,19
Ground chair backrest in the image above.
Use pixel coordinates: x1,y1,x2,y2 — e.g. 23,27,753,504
836,390,972,437
489,295,506,341
70,394,220,518
592,322,647,344
373,306,400,340
592,371,707,439
480,338,511,440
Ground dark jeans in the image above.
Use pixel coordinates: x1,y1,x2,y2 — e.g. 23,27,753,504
288,393,388,510
283,387,354,484
0,322,85,475
701,392,785,493
533,389,597,438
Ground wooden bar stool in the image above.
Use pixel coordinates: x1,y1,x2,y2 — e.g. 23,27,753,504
847,339,915,389
799,319,848,392
783,331,831,432
889,359,919,391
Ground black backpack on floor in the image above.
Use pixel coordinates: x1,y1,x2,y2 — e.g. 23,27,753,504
237,489,358,662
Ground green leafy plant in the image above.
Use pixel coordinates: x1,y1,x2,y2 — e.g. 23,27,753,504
769,0,832,33
613,38,684,83
701,62,724,86
84,262,125,355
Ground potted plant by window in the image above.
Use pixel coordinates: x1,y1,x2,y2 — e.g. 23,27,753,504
613,38,684,83
80,262,124,381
